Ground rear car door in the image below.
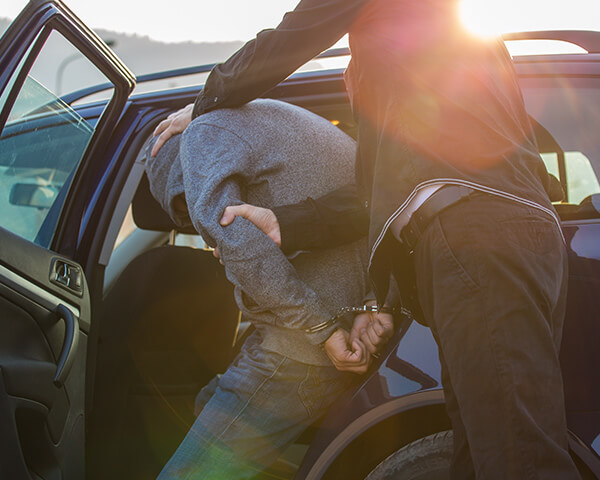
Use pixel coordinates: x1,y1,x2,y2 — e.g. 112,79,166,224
0,1,134,478
516,32,600,465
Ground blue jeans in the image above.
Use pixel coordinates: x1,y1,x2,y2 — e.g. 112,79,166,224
157,332,354,479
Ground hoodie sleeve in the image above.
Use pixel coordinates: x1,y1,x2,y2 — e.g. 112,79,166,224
193,0,370,117
179,119,339,345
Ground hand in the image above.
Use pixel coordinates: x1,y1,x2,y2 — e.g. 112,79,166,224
323,329,371,374
350,305,394,355
212,247,224,265
220,204,281,247
151,103,194,157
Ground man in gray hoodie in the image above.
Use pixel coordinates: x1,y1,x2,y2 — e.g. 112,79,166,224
146,99,374,479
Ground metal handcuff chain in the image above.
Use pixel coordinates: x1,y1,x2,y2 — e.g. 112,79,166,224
304,305,396,335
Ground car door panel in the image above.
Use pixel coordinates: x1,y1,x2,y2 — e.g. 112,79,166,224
0,228,89,479
561,223,600,414
0,1,134,479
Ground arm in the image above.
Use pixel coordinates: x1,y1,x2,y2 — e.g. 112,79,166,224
193,0,370,117
152,0,369,156
221,184,369,254
220,193,395,355
180,120,338,344
273,184,369,254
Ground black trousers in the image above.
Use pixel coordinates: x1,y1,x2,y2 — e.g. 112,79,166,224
411,194,580,479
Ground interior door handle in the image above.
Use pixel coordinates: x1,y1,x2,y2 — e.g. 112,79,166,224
54,304,80,387
51,260,83,296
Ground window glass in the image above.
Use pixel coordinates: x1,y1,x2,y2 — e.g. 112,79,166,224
0,41,32,113
540,151,600,205
112,205,211,252
522,78,600,217
565,151,600,204
174,233,209,250
0,30,114,247
540,152,559,180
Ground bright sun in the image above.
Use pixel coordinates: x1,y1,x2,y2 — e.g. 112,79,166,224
458,0,513,38
457,0,592,55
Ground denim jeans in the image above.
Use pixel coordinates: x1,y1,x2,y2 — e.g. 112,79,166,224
413,194,580,479
156,332,354,480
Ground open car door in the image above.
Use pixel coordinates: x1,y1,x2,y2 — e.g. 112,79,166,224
0,1,134,478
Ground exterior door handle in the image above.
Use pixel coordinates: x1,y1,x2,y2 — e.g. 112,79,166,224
54,304,80,387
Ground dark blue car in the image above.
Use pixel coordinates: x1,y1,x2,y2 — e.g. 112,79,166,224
0,1,599,479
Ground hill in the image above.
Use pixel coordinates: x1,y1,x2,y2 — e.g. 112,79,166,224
0,17,244,94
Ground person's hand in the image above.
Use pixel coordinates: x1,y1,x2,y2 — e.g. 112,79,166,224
212,247,224,265
213,204,280,262
350,304,394,355
151,103,194,157
220,204,281,246
323,329,371,374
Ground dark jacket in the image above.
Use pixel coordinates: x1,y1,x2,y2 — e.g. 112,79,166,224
192,0,554,303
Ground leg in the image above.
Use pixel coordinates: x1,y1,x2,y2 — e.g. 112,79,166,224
439,349,477,480
419,268,476,480
414,195,579,479
157,332,354,480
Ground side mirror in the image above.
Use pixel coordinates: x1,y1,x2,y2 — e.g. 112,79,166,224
9,183,59,209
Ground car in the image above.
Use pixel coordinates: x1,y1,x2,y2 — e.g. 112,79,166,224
0,1,599,479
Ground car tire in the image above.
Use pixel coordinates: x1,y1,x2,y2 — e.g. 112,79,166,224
365,430,453,480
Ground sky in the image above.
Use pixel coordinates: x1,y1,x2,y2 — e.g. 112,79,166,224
1,0,599,44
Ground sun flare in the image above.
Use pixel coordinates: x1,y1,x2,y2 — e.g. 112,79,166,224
458,0,515,38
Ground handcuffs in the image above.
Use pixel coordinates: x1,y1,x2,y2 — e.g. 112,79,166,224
305,304,395,335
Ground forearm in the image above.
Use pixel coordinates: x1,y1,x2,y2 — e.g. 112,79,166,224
193,0,369,117
218,217,339,344
273,184,369,254
189,193,341,343
180,122,339,344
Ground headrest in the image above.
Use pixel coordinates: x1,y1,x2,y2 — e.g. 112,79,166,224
547,173,564,203
132,173,198,234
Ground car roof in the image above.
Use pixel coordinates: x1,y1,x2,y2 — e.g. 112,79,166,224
64,30,600,106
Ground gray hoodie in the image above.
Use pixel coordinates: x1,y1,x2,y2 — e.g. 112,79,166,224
147,99,367,365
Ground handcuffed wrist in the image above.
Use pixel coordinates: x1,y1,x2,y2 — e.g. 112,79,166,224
305,317,342,346
358,304,395,314
305,303,396,347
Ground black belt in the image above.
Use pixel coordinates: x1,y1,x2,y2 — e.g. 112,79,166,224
400,185,477,252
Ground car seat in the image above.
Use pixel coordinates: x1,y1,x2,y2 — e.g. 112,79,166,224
88,173,239,480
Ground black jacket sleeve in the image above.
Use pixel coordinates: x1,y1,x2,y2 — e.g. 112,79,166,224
272,184,369,254
193,0,370,117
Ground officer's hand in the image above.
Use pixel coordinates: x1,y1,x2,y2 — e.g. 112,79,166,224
323,329,371,374
151,103,194,157
220,204,281,247
350,306,394,355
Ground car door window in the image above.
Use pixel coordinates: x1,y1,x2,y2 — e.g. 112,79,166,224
522,77,600,218
521,75,600,220
0,30,113,247
541,151,600,205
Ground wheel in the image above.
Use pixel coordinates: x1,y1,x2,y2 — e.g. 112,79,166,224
365,431,453,480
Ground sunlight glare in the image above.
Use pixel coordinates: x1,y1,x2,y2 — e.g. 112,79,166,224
459,0,513,38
